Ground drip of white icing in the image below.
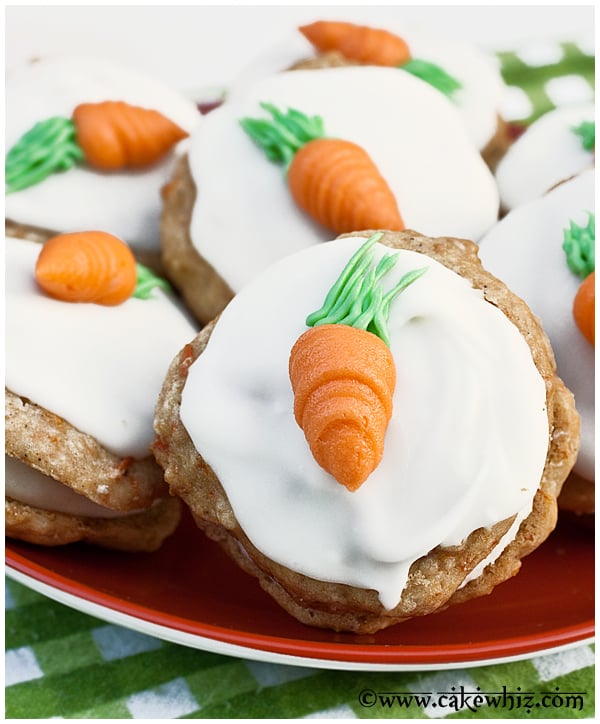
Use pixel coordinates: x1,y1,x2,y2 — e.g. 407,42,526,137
495,104,595,211
479,170,595,481
229,22,505,151
188,66,499,293
5,456,142,519
180,236,548,610
5,236,198,459
5,56,202,251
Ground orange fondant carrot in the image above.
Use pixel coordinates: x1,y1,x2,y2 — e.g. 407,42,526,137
299,20,411,67
288,137,404,234
289,324,395,491
288,234,427,491
240,104,404,235
6,101,190,192
35,230,137,306
573,271,595,346
72,101,189,170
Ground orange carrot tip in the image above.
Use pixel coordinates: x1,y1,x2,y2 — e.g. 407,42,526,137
298,20,411,67
6,101,188,192
35,231,138,306
297,20,461,98
289,235,427,491
573,271,594,346
72,101,188,171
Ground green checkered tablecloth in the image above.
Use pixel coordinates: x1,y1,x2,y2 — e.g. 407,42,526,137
498,39,594,125
5,40,595,720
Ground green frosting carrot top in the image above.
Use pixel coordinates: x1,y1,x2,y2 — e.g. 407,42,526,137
572,120,595,151
133,263,173,300
401,59,462,99
5,118,83,193
306,233,427,347
563,212,595,279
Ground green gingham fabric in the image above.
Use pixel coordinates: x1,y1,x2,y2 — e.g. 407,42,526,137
497,40,594,125
5,41,595,720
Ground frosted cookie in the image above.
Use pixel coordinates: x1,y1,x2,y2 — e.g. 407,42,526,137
495,104,595,212
5,232,198,550
154,230,579,633
161,65,499,324
5,56,201,262
229,18,510,167
479,170,594,516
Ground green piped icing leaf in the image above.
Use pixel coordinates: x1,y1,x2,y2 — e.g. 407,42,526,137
400,58,462,99
239,102,325,169
306,233,427,346
133,263,172,299
563,212,595,279
5,117,84,193
572,120,595,151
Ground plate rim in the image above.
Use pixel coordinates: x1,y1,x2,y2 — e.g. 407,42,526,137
6,548,595,672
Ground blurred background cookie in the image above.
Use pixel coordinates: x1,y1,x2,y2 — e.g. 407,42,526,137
161,65,499,324
5,56,202,266
495,103,594,213
228,16,511,169
479,170,594,517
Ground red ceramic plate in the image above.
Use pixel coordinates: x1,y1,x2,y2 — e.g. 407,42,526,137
5,509,594,670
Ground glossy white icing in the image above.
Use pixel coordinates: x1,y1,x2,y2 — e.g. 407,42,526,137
479,170,595,481
495,104,595,211
5,236,198,459
188,66,499,292
229,22,505,151
5,56,202,251
5,456,139,519
180,236,548,609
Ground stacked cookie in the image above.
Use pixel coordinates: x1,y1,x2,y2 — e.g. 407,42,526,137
5,56,201,551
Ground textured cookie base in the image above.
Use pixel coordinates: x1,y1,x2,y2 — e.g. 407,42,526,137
6,391,168,512
5,495,181,552
153,229,580,633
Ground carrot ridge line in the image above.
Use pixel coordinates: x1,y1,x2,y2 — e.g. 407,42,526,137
306,234,427,346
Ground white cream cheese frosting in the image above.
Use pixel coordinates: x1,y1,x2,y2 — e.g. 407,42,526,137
5,56,202,252
5,236,198,459
479,170,595,481
229,21,505,152
179,236,548,610
5,456,140,519
188,66,499,292
495,104,595,211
